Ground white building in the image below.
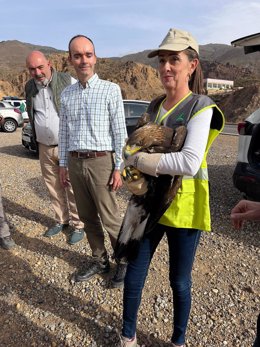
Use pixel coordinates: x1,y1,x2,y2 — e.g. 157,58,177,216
204,78,234,91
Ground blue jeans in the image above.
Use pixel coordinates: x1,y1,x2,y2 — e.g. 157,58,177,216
122,224,201,345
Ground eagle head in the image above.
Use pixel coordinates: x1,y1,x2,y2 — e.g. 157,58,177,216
124,123,174,158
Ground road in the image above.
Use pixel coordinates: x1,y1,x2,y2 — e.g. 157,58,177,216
222,123,237,135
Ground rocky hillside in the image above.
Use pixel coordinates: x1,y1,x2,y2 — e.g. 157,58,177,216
50,54,164,100
0,40,259,123
213,84,260,122
0,54,164,102
0,40,63,77
117,44,260,85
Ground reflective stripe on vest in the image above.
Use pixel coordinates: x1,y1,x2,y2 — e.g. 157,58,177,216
183,167,208,181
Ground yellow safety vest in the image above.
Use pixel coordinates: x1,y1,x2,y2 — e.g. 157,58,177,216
148,93,225,231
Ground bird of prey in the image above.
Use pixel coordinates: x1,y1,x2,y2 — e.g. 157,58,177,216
114,113,187,262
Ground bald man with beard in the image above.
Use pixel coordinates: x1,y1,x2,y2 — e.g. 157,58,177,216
25,51,84,245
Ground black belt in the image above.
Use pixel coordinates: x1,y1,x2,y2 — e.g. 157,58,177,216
70,151,108,159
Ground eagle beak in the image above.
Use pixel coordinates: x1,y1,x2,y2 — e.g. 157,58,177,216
124,145,142,158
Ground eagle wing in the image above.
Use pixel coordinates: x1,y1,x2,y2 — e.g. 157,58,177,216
114,114,187,262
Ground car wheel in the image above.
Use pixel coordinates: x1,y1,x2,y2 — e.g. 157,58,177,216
2,118,17,133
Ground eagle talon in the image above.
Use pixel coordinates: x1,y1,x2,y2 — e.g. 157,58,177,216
122,166,144,183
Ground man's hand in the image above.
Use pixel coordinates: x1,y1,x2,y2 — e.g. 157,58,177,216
59,167,70,188
231,199,260,229
109,169,123,191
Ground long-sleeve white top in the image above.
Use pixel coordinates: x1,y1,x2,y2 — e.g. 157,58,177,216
157,108,213,177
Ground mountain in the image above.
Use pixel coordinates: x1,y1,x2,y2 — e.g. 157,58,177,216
0,40,65,78
0,52,164,102
117,44,260,85
199,43,260,67
0,40,259,122
117,44,260,70
213,83,260,122
41,54,164,100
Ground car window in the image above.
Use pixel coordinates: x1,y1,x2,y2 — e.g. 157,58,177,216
0,102,12,108
124,103,148,118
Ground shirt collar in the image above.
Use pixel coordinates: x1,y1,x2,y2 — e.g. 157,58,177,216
77,73,98,89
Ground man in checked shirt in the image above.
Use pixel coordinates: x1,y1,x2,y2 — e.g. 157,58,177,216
59,35,128,288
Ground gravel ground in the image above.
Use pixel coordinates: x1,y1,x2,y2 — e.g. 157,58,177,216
0,129,259,347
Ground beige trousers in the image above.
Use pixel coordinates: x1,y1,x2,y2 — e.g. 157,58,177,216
38,143,84,229
68,153,122,261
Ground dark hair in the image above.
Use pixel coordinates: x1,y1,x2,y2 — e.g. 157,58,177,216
185,48,204,94
68,35,95,55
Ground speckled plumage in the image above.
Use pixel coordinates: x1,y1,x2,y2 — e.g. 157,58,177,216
114,114,187,262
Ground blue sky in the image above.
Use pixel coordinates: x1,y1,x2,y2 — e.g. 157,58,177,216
1,0,259,57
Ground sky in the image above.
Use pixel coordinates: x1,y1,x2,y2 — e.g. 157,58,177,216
1,0,259,57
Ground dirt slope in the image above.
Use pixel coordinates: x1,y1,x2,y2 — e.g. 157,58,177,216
0,53,259,122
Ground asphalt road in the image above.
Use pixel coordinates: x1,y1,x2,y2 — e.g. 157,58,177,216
222,123,238,135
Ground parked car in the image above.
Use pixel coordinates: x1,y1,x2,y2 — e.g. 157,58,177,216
0,103,24,132
123,99,150,134
231,33,260,201
0,101,16,109
21,99,150,153
1,97,29,122
2,96,24,108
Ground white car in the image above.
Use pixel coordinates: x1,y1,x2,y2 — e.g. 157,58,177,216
1,97,29,122
231,33,260,200
0,102,24,132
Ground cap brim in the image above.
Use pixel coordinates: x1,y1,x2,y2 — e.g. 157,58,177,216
147,50,159,58
148,43,198,58
148,44,190,58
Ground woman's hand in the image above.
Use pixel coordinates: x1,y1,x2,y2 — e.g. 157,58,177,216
124,152,162,177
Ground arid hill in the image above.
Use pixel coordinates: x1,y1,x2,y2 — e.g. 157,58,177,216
118,46,260,86
0,40,259,123
0,54,164,101
213,84,260,122
0,40,63,78
3,40,259,74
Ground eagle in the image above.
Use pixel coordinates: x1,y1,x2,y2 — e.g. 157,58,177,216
114,113,187,262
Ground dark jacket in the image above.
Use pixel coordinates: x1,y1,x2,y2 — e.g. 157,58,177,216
25,69,71,143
